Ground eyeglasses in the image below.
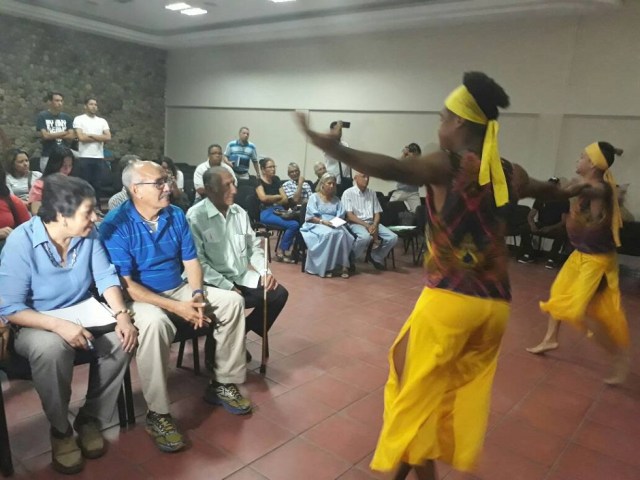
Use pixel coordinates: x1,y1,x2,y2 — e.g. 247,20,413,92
135,177,173,190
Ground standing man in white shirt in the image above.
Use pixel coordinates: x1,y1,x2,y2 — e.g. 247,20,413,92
325,121,352,196
73,96,111,206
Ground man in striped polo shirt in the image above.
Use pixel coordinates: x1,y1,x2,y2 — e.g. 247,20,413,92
224,127,260,179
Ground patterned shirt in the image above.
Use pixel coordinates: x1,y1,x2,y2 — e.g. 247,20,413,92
224,140,258,175
282,179,313,202
341,186,382,223
424,153,515,301
566,183,615,254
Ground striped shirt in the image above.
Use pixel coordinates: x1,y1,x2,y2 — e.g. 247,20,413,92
224,140,258,175
99,200,197,293
282,179,313,202
341,186,382,223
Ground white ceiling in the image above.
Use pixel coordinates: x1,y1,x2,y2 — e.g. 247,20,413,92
0,0,623,49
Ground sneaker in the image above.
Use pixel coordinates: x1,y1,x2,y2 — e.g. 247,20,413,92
51,427,84,474
517,254,534,264
145,411,186,453
545,259,559,269
204,382,252,415
73,413,106,459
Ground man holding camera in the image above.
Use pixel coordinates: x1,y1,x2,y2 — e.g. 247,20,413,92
325,121,352,196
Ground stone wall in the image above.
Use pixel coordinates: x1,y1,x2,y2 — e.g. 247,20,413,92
0,15,166,160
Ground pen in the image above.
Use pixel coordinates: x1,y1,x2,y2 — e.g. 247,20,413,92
75,318,94,350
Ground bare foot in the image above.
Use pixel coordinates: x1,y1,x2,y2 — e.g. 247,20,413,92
604,352,630,386
526,341,559,354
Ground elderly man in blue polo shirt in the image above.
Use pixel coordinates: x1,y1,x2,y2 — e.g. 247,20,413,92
100,160,249,454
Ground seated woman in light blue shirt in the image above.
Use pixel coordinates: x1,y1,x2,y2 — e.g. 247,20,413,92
0,174,137,475
300,173,355,278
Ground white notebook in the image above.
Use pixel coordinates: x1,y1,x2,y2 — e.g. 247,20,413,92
42,297,115,329
328,217,346,228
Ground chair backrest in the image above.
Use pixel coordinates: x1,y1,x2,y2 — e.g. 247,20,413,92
380,200,408,226
236,185,261,225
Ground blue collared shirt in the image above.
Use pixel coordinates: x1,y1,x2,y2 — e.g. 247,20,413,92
0,217,120,320
99,201,198,293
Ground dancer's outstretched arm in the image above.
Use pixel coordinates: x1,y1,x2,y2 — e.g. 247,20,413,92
296,113,450,187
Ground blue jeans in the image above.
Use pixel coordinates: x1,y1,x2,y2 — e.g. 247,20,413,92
260,207,299,252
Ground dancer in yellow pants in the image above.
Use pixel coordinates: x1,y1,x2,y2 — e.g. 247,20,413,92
297,72,580,480
528,142,630,384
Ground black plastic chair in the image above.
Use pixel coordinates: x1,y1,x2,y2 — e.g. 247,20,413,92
0,348,135,477
172,317,211,375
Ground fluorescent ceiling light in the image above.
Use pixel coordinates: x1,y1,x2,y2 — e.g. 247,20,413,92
165,3,191,10
180,7,207,15
270,0,296,3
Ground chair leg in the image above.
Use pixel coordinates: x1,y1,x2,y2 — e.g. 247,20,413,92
192,337,200,376
0,386,14,477
123,366,135,426
176,339,186,369
117,389,127,428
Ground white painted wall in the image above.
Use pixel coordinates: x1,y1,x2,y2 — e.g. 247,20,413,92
165,3,640,216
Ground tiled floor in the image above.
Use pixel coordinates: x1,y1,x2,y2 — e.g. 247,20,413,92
3,249,640,479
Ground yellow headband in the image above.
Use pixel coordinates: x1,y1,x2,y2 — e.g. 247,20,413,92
585,142,622,246
444,85,508,206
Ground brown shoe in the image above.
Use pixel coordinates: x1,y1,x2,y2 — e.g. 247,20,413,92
73,414,106,459
51,428,84,474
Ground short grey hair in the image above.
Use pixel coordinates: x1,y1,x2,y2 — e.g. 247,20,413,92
121,160,160,193
313,161,326,175
287,162,300,170
202,166,230,193
316,172,337,192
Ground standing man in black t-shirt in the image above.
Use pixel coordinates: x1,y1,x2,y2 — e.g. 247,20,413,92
36,91,74,171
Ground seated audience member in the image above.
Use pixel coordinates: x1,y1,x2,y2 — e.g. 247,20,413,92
282,162,314,207
4,148,42,205
0,162,31,252
158,156,190,212
187,167,288,342
160,155,184,192
194,143,236,201
312,161,327,191
300,173,354,278
342,171,398,271
108,154,140,210
517,177,570,268
29,145,75,214
100,160,249,453
256,157,299,263
0,174,136,475
389,143,422,212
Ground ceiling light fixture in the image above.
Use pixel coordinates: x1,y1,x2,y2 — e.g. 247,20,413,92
270,0,296,3
180,7,208,15
165,2,191,10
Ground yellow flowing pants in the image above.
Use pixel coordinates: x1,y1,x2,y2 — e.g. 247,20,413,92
540,250,629,348
370,288,510,473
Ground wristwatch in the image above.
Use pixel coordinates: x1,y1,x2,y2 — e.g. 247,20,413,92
192,288,207,298
112,308,135,320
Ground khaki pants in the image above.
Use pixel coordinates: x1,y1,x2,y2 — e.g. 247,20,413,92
130,282,246,414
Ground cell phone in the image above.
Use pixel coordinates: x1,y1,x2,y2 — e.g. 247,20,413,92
341,121,351,128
